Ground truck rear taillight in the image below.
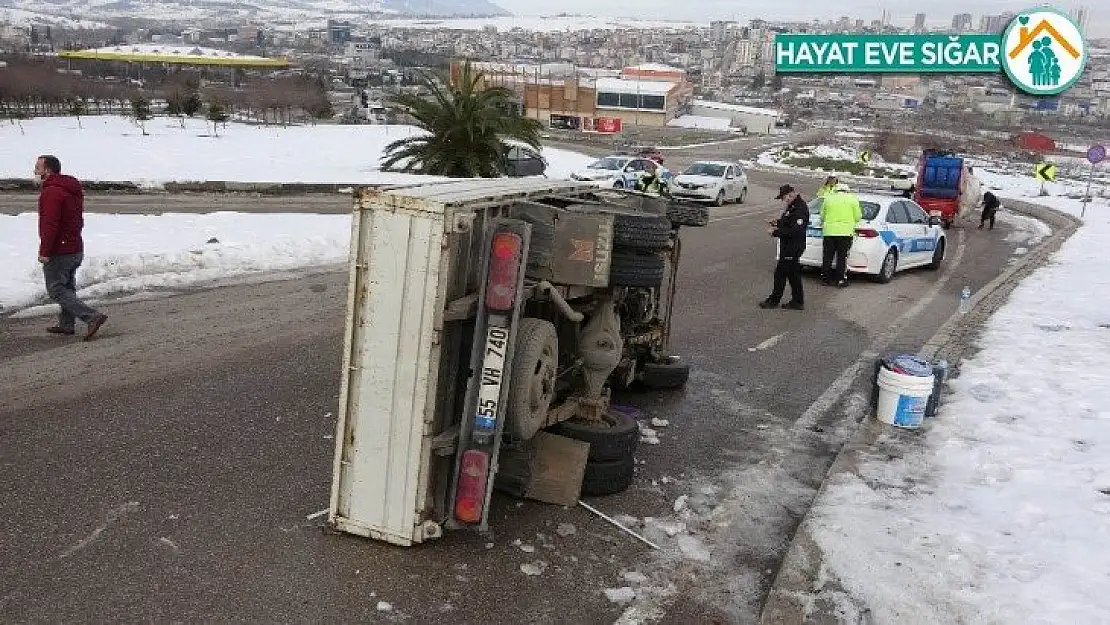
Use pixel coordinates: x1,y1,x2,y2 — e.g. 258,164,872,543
454,449,490,524
485,232,523,311
855,228,879,238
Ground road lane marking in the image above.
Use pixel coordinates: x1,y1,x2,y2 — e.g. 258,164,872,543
58,501,140,559
749,333,786,352
793,229,967,432
709,207,780,223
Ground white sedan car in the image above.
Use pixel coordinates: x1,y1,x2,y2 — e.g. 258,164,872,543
669,161,749,206
795,193,947,283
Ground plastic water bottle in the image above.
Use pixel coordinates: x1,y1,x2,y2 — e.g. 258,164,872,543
958,286,971,314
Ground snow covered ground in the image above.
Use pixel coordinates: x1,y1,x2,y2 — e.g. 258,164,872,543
0,116,594,187
0,212,350,314
666,115,735,132
800,171,1110,623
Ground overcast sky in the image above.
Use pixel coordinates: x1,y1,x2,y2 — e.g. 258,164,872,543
495,1,1107,38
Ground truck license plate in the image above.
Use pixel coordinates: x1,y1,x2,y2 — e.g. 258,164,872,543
473,324,509,434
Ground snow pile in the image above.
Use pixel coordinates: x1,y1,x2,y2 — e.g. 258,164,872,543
0,116,595,186
756,144,859,167
602,408,820,623
806,174,1110,622
666,116,735,132
976,167,1109,202
0,212,349,313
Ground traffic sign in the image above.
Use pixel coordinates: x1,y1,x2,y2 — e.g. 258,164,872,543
1034,162,1057,182
1088,144,1106,165
859,150,871,164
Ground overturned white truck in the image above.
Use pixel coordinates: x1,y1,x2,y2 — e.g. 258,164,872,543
327,178,708,546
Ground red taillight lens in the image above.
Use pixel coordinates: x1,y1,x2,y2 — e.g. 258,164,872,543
485,232,522,311
856,228,879,238
454,449,490,524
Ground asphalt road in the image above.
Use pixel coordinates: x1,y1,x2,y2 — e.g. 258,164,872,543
0,167,1034,623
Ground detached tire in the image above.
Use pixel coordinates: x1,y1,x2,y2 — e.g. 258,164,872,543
505,318,559,441
581,456,636,497
610,250,666,287
666,201,709,227
638,355,690,390
613,213,672,251
548,409,639,463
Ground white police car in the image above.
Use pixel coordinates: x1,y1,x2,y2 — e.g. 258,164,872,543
569,155,672,189
798,193,947,283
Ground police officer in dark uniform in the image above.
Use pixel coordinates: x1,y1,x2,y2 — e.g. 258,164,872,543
760,184,810,310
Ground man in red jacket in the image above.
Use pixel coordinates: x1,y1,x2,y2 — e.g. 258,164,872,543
35,155,108,341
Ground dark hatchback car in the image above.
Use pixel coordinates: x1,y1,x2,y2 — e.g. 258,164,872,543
505,145,548,177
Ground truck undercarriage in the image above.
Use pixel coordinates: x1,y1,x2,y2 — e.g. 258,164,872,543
327,179,710,545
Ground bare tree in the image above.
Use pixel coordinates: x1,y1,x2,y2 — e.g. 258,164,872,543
130,94,152,135
205,100,229,137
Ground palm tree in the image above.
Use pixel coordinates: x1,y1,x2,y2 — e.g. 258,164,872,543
381,61,543,178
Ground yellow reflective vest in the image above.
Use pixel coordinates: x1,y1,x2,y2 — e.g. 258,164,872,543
820,191,863,237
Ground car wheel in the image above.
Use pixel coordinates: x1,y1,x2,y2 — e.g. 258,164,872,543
928,238,945,270
713,190,725,207
505,318,559,442
874,249,897,283
613,180,624,189
738,186,748,204
547,409,639,463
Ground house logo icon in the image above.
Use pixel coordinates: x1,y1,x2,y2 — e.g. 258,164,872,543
1001,7,1088,96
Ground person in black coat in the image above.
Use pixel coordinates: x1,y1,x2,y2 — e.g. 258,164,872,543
980,191,1001,230
761,184,811,310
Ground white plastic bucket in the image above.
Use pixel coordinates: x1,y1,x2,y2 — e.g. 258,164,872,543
876,366,935,429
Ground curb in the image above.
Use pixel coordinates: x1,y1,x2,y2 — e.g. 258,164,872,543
760,200,1081,624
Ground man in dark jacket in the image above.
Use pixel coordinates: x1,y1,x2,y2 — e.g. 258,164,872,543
760,184,810,310
35,155,108,340
979,190,1001,230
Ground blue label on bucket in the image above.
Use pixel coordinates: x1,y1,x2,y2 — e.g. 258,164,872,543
893,393,928,428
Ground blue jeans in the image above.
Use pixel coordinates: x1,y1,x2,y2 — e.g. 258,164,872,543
42,253,100,330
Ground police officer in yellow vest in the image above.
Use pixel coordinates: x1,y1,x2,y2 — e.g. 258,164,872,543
816,175,839,198
635,160,669,197
819,182,862,287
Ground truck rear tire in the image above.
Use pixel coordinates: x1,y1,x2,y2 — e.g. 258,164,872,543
638,355,690,390
505,318,559,441
610,251,666,287
547,408,639,463
613,214,672,250
581,456,636,497
666,201,709,227
515,214,556,270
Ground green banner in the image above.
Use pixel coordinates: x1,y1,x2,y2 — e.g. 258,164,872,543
775,34,1004,73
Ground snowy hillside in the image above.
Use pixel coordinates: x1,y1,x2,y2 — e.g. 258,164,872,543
0,6,110,28
0,0,508,25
